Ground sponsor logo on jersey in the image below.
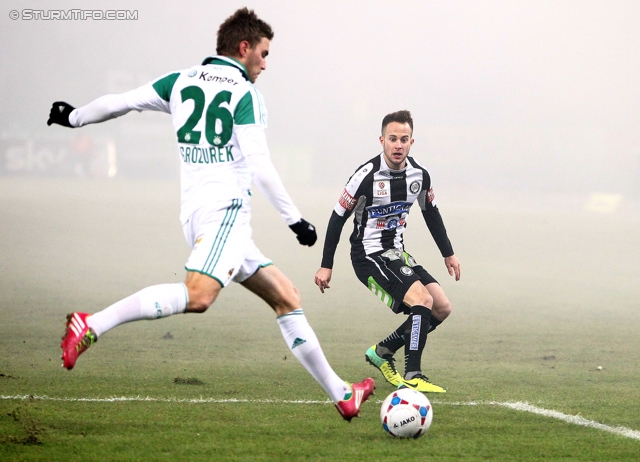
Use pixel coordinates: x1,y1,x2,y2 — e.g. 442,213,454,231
409,181,421,194
373,214,407,230
376,180,389,197
198,72,239,85
367,201,412,218
339,188,357,211
179,145,235,164
187,69,197,78
427,188,435,203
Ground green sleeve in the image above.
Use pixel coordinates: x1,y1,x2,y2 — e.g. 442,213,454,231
152,72,180,102
234,91,256,125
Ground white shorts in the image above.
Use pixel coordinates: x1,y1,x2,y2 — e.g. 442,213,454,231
183,199,271,287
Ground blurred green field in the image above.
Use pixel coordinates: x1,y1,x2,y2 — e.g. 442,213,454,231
1,178,640,460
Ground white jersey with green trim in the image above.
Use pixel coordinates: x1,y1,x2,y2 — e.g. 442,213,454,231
69,55,301,226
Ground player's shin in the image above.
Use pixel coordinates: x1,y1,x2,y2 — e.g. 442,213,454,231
378,317,412,355
87,283,188,337
277,309,350,402
403,305,431,379
427,317,442,333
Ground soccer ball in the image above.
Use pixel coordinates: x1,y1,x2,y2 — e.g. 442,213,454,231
380,388,433,438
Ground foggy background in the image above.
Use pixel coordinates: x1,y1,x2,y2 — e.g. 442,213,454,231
2,0,639,202
2,4,640,433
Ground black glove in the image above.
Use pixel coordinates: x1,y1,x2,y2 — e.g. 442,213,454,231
289,218,317,246
47,101,75,127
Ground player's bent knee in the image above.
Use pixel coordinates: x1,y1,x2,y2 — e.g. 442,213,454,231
433,299,452,320
413,292,434,309
184,287,218,313
404,282,433,308
186,296,213,313
184,272,222,313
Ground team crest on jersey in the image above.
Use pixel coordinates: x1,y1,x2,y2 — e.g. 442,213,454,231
188,69,197,78
339,188,357,211
213,136,222,145
376,181,389,197
427,188,435,203
400,266,414,276
410,181,421,194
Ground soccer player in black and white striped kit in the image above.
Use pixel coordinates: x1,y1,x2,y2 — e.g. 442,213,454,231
314,110,461,393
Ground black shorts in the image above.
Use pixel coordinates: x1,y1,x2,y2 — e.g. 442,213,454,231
352,249,438,314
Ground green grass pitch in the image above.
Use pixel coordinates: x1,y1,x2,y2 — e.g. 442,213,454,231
2,178,640,460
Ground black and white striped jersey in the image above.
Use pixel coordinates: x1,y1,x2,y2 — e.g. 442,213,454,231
321,152,454,268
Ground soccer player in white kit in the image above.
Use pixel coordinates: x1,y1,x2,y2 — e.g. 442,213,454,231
48,8,374,422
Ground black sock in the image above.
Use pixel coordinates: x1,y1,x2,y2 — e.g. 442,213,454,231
403,305,431,378
379,317,412,355
427,317,442,334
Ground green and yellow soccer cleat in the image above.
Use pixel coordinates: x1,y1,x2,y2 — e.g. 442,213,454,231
365,345,403,387
399,374,446,393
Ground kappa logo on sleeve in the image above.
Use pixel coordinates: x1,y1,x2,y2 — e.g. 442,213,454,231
339,188,357,211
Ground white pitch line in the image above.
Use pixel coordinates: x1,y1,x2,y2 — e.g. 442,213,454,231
495,401,640,442
430,400,640,442
2,395,639,441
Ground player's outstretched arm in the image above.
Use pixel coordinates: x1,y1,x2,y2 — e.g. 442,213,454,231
47,84,170,129
445,255,461,281
314,268,332,293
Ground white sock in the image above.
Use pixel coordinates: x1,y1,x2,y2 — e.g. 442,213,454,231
87,283,188,337
277,309,350,402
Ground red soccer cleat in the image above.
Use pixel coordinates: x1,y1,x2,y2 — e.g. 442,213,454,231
61,312,97,370
335,378,375,422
